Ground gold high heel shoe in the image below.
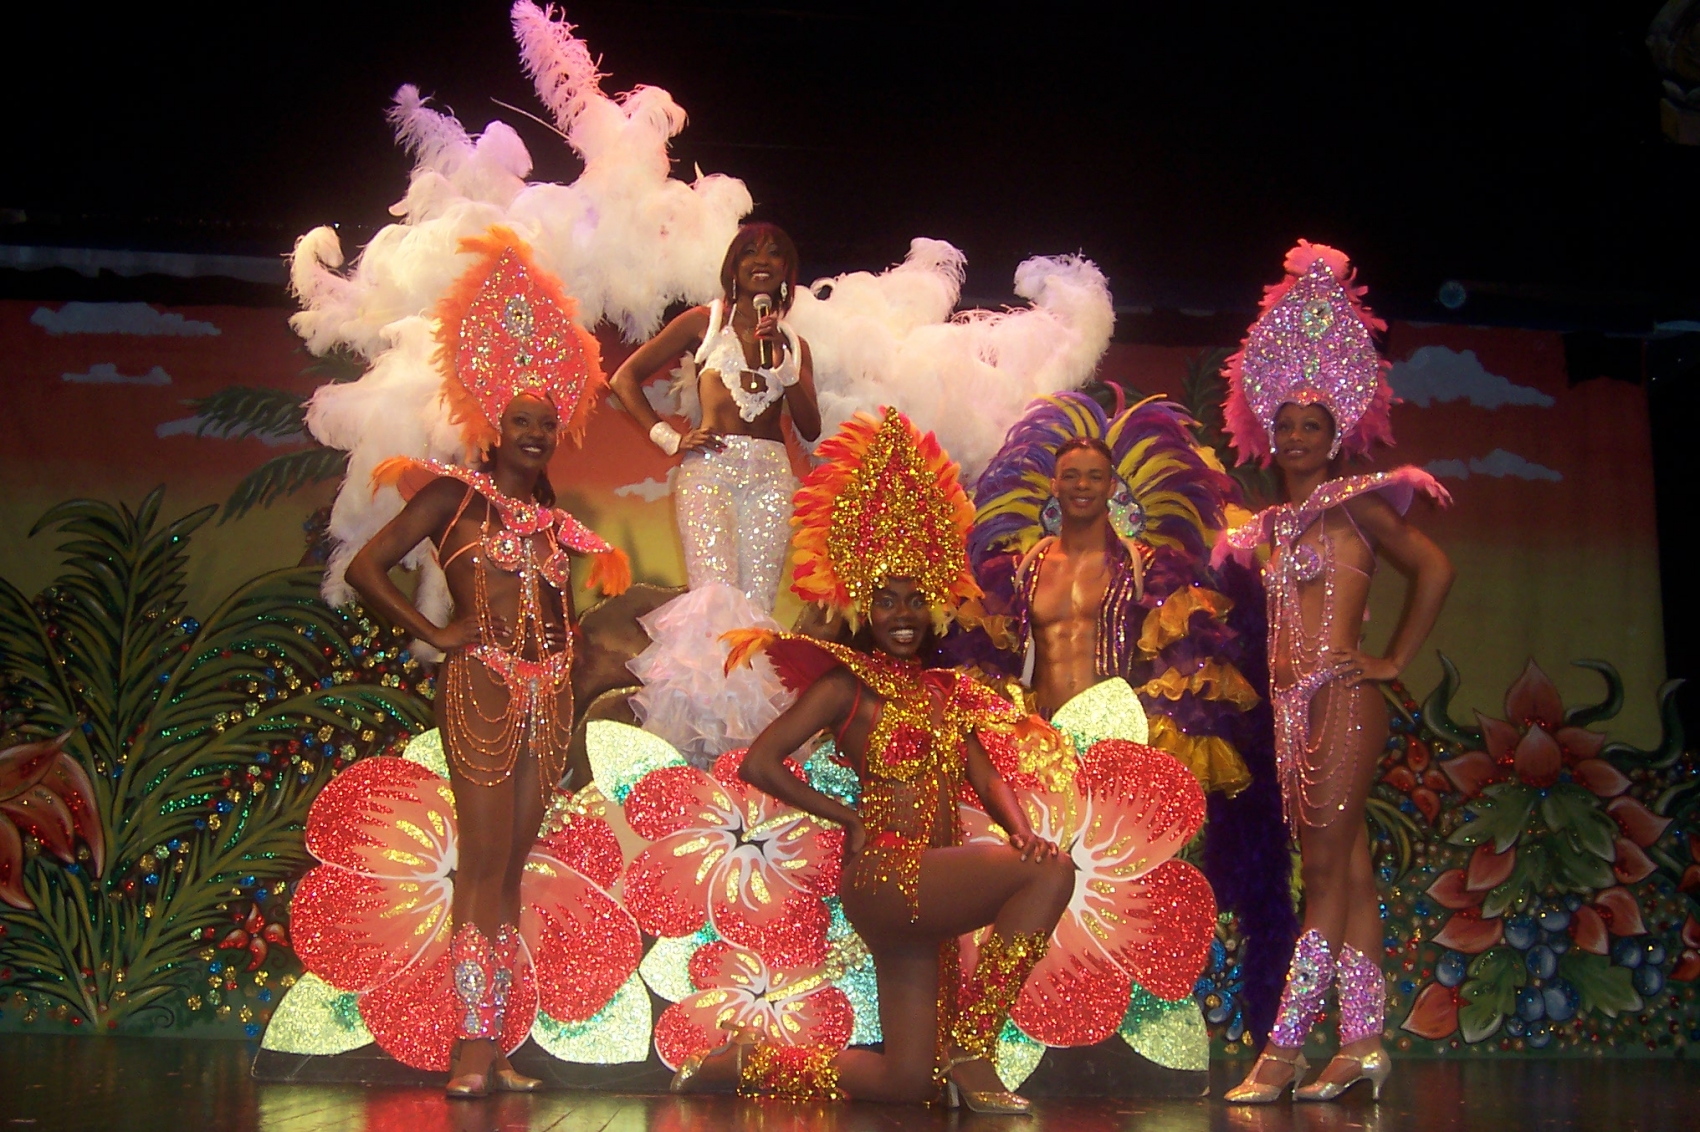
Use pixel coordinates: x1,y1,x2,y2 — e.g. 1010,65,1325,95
445,1039,493,1098
1294,1048,1390,1102
1223,1051,1309,1104
943,1055,1032,1114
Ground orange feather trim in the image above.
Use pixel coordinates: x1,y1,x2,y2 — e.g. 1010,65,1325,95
721,628,781,676
585,547,631,597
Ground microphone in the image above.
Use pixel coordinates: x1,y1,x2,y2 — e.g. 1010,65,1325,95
752,293,774,368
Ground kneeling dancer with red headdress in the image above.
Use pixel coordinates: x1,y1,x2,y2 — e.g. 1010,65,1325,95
669,408,1072,1111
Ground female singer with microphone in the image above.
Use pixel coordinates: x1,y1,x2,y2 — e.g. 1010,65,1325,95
610,223,821,612
609,224,825,765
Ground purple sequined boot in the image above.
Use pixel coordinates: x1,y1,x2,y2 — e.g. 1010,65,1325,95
1335,942,1386,1045
1294,942,1392,1101
1225,929,1332,1102
1270,928,1334,1049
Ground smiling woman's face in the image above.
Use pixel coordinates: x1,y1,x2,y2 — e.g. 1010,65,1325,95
866,578,929,659
494,394,559,477
1272,402,1335,477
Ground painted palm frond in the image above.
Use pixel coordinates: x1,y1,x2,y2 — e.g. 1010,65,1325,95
188,386,307,442
219,446,350,522
0,490,430,1028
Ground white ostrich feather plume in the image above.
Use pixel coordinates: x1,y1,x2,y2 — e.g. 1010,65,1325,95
295,1,1115,621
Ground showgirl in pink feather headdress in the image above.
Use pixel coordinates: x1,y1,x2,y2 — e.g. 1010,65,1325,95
1221,241,1396,464
1220,242,1455,1107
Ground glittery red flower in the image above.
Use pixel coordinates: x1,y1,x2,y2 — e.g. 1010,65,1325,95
963,738,1215,1047
651,939,853,1070
291,756,641,1070
622,750,842,968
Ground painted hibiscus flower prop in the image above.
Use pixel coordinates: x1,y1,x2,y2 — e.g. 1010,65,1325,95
0,734,104,909
651,939,854,1070
622,747,843,969
964,736,1216,1047
290,756,641,1070
1425,661,1669,957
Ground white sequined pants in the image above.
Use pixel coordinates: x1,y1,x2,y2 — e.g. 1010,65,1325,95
673,436,798,613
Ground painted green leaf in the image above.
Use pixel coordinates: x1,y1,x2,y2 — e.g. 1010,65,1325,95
1466,946,1528,992
1448,785,1536,852
1554,838,1616,890
1481,858,1532,920
1457,995,1505,1044
1558,952,1643,1019
1541,784,1617,861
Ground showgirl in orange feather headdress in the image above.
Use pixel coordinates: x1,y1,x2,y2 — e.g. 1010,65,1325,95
308,226,631,1096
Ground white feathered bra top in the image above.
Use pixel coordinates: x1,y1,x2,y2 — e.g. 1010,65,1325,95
693,298,801,422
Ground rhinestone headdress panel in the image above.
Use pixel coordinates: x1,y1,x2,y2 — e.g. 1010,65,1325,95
790,407,980,624
1221,241,1394,465
433,227,605,454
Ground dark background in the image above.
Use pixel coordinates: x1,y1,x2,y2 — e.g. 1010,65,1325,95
3,0,1697,717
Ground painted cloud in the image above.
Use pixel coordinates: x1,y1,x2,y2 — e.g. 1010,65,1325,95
1426,449,1562,482
32,303,220,337
62,364,172,386
1389,346,1554,409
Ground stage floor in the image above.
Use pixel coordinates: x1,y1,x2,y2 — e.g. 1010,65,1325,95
0,1037,1695,1132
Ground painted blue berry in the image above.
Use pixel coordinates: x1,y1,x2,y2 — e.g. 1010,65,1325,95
1542,980,1579,1023
1504,916,1538,950
1612,937,1644,970
1435,951,1468,988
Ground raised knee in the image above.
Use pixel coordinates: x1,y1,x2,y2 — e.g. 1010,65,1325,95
1032,854,1078,910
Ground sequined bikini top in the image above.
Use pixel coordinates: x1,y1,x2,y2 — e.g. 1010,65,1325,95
424,461,616,590
693,299,801,422
1216,467,1452,575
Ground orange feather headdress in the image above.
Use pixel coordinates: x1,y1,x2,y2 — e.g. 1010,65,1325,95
434,226,607,456
789,407,981,629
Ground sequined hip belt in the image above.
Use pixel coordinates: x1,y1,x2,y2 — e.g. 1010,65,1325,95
849,830,931,924
442,645,573,795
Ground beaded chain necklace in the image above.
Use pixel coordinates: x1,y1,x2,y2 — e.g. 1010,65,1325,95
1266,507,1363,834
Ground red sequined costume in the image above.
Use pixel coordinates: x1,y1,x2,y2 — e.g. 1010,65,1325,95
714,408,1051,1101
724,629,1037,1097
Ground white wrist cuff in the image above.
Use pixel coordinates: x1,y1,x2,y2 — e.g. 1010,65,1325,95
649,421,682,456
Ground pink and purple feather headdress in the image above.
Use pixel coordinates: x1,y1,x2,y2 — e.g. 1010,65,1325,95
1221,241,1395,465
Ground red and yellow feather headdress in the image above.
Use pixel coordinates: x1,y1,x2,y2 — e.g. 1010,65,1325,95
434,226,606,456
790,407,980,629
